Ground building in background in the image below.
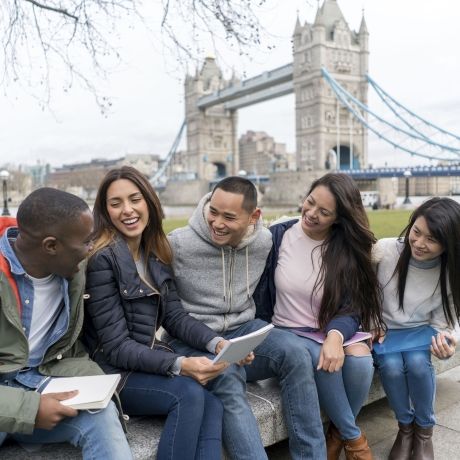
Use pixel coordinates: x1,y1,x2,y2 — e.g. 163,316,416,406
239,130,295,175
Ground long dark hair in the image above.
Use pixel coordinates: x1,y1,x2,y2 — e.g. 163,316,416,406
309,173,383,331
92,166,172,264
394,197,460,327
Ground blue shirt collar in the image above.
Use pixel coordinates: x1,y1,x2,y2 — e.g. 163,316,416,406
0,227,25,275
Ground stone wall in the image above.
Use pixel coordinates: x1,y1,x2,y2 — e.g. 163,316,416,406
160,179,210,206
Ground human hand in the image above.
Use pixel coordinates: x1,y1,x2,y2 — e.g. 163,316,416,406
35,391,79,430
180,356,228,385
431,332,457,359
237,351,255,366
318,332,345,372
370,328,386,343
215,339,229,355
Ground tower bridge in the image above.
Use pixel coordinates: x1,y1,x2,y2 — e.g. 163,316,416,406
157,0,460,206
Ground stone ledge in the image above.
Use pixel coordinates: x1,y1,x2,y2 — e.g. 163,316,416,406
1,353,459,459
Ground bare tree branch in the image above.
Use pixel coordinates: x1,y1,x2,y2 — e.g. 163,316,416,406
24,0,78,21
0,1,274,110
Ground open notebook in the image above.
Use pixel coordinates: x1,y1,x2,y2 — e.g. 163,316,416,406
42,374,121,410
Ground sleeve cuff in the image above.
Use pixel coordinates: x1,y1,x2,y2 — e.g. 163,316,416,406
327,329,344,344
169,356,184,376
207,337,225,354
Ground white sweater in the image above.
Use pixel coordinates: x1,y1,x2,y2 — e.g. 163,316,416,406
374,238,453,333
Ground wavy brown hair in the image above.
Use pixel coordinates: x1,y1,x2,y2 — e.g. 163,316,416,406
394,197,460,327
309,173,384,332
91,166,172,264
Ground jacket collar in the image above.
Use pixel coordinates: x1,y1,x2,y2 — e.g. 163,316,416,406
109,236,172,296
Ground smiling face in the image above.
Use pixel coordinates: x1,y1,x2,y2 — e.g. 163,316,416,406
206,188,260,247
106,178,149,249
409,216,444,261
300,185,337,240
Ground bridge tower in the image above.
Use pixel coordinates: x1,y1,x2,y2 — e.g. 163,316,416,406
184,57,239,180
293,0,369,171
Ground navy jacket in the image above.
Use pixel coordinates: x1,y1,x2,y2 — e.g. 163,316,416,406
254,219,360,340
83,237,218,379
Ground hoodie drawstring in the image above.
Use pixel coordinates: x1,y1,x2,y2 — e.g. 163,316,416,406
246,246,250,299
221,247,226,302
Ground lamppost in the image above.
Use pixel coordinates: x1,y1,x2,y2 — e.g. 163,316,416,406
0,170,10,216
403,169,412,205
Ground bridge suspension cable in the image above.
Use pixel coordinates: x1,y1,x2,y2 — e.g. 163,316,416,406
150,120,186,187
321,68,460,162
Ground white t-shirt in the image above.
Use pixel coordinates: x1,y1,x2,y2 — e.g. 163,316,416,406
28,273,63,360
272,221,324,328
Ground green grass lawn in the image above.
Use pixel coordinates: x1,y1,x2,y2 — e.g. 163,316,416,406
162,209,412,239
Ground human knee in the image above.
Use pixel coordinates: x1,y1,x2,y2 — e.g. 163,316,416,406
375,354,405,377
345,343,371,357
405,352,432,377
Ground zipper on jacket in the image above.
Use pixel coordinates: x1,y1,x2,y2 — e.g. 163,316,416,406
227,248,235,313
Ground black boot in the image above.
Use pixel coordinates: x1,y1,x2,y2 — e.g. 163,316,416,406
411,424,434,460
389,422,414,460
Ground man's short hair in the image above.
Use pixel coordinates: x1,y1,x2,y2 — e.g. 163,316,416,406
17,187,90,235
212,176,257,213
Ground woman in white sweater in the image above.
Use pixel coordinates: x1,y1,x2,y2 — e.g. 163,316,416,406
374,197,460,460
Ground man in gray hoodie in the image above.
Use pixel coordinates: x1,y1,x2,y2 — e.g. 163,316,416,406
166,176,325,460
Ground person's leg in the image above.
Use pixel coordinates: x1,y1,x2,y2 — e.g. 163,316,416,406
12,401,132,460
121,371,221,460
168,337,267,460
342,344,374,419
195,389,224,460
243,321,326,460
403,350,435,428
299,337,361,441
373,351,414,425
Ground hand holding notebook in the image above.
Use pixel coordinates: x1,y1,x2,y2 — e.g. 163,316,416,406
41,374,121,410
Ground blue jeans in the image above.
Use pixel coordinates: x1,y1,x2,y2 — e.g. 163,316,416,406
120,371,223,460
373,350,435,428
9,401,132,460
291,334,374,440
168,319,326,460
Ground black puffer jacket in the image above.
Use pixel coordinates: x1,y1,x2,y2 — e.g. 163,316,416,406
83,237,218,379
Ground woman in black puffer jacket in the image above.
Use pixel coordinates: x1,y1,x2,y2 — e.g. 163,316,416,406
83,166,227,460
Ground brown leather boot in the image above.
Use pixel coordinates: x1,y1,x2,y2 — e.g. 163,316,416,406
326,423,343,460
389,422,414,460
412,424,434,460
343,432,373,460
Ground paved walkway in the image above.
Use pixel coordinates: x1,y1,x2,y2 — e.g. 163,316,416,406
266,365,460,459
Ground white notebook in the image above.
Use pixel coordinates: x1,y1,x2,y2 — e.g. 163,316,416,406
213,324,274,364
42,374,121,410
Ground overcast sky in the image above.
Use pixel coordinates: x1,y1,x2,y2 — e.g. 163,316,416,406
1,0,460,169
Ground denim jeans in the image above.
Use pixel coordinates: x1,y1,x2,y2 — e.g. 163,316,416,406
9,401,132,460
291,334,374,440
168,319,326,460
120,371,223,460
373,349,435,428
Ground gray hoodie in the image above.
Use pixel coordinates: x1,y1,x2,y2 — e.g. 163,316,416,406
168,192,273,333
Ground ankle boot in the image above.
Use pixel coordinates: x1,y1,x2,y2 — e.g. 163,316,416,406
326,423,343,460
389,422,414,460
412,424,434,460
343,432,373,460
